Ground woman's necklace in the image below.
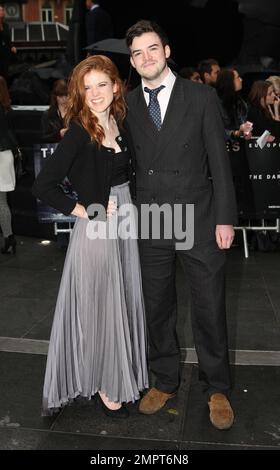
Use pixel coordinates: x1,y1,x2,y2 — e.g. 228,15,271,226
104,116,117,147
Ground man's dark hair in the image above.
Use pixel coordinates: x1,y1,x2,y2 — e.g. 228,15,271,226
126,20,169,49
198,58,219,81
179,66,197,79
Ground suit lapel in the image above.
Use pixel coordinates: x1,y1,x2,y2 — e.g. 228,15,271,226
128,86,158,141
157,77,190,156
128,78,191,156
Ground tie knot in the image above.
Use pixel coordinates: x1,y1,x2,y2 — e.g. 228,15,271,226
144,85,165,100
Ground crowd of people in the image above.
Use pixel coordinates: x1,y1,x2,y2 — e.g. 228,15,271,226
1,3,280,433
179,59,280,141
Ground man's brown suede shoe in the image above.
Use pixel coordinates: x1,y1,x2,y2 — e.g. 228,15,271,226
139,387,176,415
208,393,234,430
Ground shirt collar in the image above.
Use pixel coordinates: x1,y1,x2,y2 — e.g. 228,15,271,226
142,68,176,95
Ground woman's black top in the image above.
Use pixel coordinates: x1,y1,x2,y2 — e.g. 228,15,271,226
219,95,248,141
32,121,134,216
41,106,65,143
247,105,280,139
110,142,129,186
0,105,17,151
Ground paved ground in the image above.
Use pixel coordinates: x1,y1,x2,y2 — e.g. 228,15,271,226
0,235,280,451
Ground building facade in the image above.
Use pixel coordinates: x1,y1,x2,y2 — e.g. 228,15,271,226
2,0,73,25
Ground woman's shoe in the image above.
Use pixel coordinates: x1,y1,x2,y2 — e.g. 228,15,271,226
96,393,129,419
1,234,17,254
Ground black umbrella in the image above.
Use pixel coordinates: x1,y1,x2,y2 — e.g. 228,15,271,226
84,38,129,55
85,38,177,64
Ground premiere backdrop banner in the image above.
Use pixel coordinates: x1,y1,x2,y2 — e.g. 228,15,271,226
227,139,280,219
33,140,280,223
34,143,77,223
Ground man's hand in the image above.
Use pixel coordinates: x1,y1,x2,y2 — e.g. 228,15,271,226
215,224,235,249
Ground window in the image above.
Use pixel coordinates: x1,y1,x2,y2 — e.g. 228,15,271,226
42,1,53,23
65,2,73,25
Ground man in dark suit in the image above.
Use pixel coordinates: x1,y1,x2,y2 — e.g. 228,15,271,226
85,1,113,47
125,20,237,430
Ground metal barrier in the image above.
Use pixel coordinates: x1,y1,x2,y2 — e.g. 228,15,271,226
234,218,280,258
228,139,280,257
54,222,74,236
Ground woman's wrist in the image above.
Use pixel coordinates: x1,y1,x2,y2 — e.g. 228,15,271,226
71,203,87,218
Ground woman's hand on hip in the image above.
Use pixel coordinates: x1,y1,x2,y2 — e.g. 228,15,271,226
71,203,88,219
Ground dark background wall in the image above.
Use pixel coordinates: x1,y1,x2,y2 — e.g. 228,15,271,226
100,0,242,67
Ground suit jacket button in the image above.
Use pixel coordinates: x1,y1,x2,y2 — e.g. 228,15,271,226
148,169,154,175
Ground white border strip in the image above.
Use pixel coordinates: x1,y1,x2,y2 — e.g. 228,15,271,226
1,338,280,366
180,348,280,366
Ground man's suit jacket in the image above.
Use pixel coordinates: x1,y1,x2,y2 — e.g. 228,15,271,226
126,77,237,243
85,6,113,46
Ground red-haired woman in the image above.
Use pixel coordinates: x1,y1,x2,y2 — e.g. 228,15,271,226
33,55,148,418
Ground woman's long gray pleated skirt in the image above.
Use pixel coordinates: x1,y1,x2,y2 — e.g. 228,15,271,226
42,182,149,415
